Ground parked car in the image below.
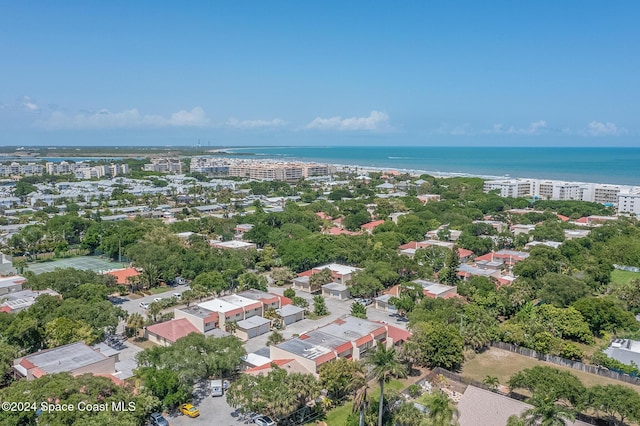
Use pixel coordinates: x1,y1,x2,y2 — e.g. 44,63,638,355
173,293,182,300
179,403,200,418
139,302,149,310
153,297,163,303
149,412,170,426
253,415,276,426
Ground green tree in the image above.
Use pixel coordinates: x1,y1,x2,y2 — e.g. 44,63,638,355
410,321,464,370
310,268,334,292
283,288,296,298
351,302,367,319
423,391,459,426
226,367,321,421
537,273,590,308
313,295,329,316
520,393,576,426
271,267,297,286
238,272,268,292
0,373,157,425
319,358,366,401
366,342,408,426
571,297,638,337
508,366,585,408
125,312,145,338
0,342,18,387
44,317,96,346
587,384,640,425
266,331,285,346
191,271,228,296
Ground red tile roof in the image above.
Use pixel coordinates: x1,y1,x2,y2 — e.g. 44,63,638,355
146,318,200,343
557,214,570,222
327,227,360,236
383,324,412,343
316,212,333,220
244,359,294,374
106,268,140,285
458,248,474,258
361,220,385,230
399,241,419,250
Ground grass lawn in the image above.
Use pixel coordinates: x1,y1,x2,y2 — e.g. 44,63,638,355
462,348,640,390
309,378,417,425
611,269,640,287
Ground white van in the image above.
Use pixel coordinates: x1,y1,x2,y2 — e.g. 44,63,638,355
211,379,223,397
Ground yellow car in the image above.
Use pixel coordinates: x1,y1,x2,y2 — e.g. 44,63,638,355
179,403,200,418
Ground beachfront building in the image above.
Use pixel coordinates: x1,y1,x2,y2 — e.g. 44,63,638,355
228,161,334,182
0,162,43,177
618,190,640,215
484,178,640,206
143,158,184,174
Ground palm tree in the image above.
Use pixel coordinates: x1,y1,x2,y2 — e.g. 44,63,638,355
352,381,369,426
482,375,500,391
521,394,576,426
424,391,459,426
366,342,408,426
125,312,145,338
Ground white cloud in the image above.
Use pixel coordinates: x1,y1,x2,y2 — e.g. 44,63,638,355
306,110,390,131
38,107,211,130
225,118,286,129
482,120,548,135
438,120,548,136
20,96,39,111
585,121,627,136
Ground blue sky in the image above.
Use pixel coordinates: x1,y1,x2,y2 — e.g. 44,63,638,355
1,1,639,147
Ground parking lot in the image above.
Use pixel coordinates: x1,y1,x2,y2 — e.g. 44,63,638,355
161,382,245,426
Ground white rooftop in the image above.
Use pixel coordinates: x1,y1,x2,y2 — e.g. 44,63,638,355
198,298,242,313
220,294,261,308
315,263,361,275
213,240,255,249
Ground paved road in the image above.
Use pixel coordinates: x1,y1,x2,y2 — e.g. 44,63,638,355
115,283,191,316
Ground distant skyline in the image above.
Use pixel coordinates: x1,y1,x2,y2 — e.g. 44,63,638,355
1,1,639,147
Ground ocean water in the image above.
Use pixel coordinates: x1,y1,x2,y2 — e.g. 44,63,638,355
226,147,640,186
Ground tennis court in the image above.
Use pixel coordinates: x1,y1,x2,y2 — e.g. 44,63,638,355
25,256,128,275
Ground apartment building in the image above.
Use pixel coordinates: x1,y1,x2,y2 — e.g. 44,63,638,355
143,158,184,174
269,316,410,375
484,178,639,206
0,162,43,177
618,190,640,215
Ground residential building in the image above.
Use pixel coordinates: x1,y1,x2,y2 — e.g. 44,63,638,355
294,263,362,292
0,276,26,295
0,289,60,313
143,158,184,174
618,190,640,215
145,318,200,347
14,342,117,380
321,282,351,300
269,316,411,374
458,386,591,426
210,240,257,250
